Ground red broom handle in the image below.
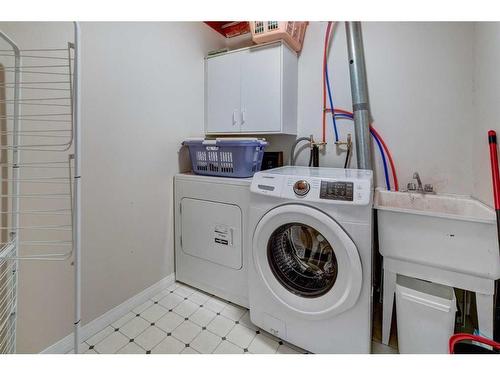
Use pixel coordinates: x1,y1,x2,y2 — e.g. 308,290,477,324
489,130,500,210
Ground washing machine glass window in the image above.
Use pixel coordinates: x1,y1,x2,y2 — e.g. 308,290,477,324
267,223,338,298
252,204,363,316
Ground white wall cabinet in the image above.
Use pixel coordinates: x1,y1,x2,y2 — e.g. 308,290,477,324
205,41,298,135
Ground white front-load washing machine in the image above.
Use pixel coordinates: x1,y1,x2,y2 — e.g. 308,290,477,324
174,173,251,308
248,166,373,353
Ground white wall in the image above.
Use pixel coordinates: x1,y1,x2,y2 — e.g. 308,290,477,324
265,22,476,194
0,21,224,353
471,22,500,207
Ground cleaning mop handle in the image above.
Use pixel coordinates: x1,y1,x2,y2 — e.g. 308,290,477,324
489,130,500,210
488,130,500,343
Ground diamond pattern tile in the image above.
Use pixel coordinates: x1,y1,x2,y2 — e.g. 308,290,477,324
172,320,202,344
189,330,221,353
189,307,216,327
132,300,153,314
166,282,181,292
151,289,170,302
180,347,199,354
117,342,145,354
155,311,184,333
173,299,199,318
151,336,185,354
94,331,129,354
119,316,150,339
206,315,235,337
188,291,210,305
248,334,280,354
140,304,168,323
111,312,135,329
220,303,246,321
134,326,167,350
158,293,184,310
226,324,256,349
173,285,196,298
213,340,244,354
203,297,227,313
72,281,314,355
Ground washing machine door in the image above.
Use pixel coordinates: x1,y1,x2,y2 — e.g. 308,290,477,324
252,204,363,319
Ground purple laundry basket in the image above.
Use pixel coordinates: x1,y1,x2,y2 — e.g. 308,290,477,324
183,138,268,178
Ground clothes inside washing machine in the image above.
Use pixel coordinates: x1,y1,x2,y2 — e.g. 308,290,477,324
267,223,338,298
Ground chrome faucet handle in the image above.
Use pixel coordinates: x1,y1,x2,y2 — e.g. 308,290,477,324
407,182,417,191
424,184,434,193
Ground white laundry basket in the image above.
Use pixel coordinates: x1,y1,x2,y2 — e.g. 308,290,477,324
396,275,457,354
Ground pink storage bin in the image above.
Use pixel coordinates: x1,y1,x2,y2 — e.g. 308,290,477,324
249,21,308,52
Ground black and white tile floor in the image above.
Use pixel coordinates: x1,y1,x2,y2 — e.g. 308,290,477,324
70,281,396,354
71,282,307,354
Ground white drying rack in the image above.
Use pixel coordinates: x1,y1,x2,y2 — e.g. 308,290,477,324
0,22,81,353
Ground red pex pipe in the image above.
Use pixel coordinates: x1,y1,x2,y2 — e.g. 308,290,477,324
322,22,333,143
332,108,399,191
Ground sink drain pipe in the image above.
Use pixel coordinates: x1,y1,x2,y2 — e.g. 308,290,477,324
345,22,372,170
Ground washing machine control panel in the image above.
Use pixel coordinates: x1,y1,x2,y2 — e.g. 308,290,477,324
319,181,354,201
251,168,372,206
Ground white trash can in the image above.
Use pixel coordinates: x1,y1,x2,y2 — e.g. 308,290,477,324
396,275,457,354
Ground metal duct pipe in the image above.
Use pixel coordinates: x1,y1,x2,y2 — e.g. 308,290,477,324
345,22,372,170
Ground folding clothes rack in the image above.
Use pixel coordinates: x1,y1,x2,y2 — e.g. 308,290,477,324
0,22,81,354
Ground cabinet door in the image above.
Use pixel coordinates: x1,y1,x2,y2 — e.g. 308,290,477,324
240,45,281,133
206,52,241,133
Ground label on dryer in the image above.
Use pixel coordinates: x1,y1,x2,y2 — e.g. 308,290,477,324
214,224,231,246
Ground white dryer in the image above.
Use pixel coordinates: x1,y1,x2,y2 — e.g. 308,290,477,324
248,166,373,353
174,173,251,307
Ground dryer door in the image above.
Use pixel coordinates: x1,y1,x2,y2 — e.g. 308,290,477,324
181,198,242,270
252,204,363,319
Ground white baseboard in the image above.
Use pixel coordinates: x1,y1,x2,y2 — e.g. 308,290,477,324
41,273,175,354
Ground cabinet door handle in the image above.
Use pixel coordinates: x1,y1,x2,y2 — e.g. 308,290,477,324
232,110,238,126
241,109,246,125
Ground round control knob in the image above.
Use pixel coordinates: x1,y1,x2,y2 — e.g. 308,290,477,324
293,180,310,196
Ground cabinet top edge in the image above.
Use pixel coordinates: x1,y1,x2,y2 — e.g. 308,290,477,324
205,40,297,60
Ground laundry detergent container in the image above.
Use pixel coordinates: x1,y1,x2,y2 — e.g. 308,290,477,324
183,138,267,178
396,275,457,354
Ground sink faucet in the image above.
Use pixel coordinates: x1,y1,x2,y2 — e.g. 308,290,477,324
413,172,423,191
407,172,435,193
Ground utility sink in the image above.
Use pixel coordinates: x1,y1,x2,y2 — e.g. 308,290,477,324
374,188,500,280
